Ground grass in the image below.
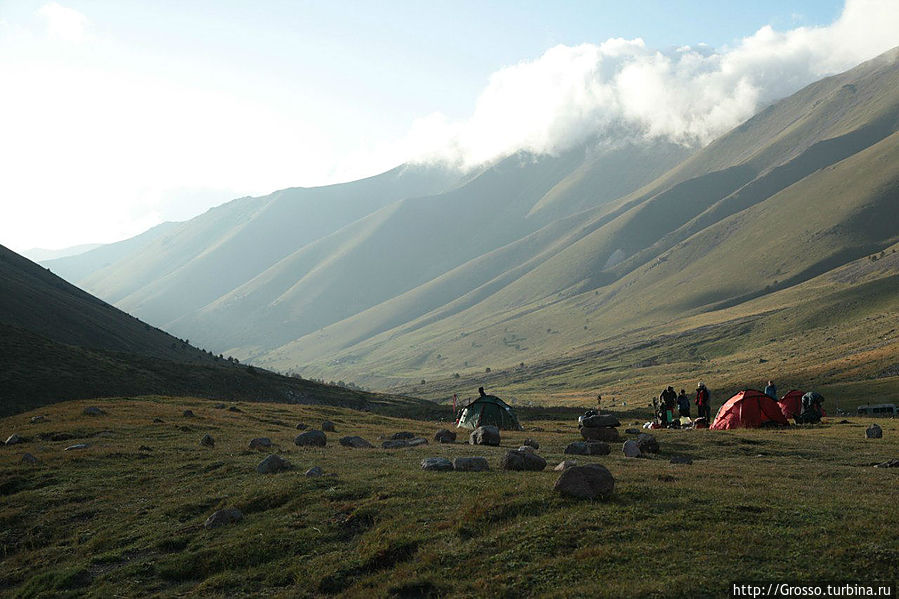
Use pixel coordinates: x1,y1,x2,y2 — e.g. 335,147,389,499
1,396,896,597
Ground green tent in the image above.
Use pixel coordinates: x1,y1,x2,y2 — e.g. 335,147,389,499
456,395,523,430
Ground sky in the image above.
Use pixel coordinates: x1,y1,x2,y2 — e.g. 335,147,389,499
1,0,897,253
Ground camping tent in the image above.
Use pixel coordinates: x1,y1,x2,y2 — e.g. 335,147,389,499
778,390,805,421
456,394,523,430
711,389,790,430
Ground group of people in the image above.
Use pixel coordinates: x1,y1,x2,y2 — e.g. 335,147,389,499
655,382,711,427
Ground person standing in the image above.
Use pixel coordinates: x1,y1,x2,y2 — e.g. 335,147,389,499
764,380,777,399
677,389,690,418
695,382,711,421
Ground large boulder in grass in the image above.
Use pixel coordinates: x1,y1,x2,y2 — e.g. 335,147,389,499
636,433,659,454
453,457,490,472
469,425,500,446
248,437,272,450
580,414,620,428
339,436,373,449
623,439,642,458
564,441,610,456
866,424,883,439
382,439,410,449
204,508,243,529
554,464,615,499
580,427,620,442
256,454,290,474
421,457,454,471
434,429,457,443
294,430,327,447
501,449,547,471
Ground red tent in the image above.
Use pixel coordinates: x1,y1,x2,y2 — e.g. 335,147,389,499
778,390,805,420
711,389,790,430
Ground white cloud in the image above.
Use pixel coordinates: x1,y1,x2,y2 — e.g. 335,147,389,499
396,0,899,169
38,2,89,42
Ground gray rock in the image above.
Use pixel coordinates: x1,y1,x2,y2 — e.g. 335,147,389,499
453,457,490,471
636,433,659,453
623,439,642,458
434,429,457,443
248,437,272,450
554,464,615,499
200,434,215,447
517,445,536,454
554,460,577,471
670,455,693,465
296,423,308,430
321,421,336,432
522,438,540,450
580,426,620,442
21,453,39,465
421,457,454,471
391,431,415,440
469,425,501,446
65,443,89,451
82,407,105,416
866,424,883,439
294,430,327,447
30,415,47,424
204,508,243,529
182,410,195,418
382,439,410,449
564,441,611,456
5,434,22,445
501,449,547,471
407,438,428,447
339,436,373,448
305,466,323,477
580,414,620,428
256,453,290,474
625,428,641,435
874,458,898,468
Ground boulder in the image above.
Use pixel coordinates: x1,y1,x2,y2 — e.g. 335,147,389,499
382,439,410,449
5,434,22,445
256,454,290,474
82,407,105,416
623,440,642,458
65,443,89,451
21,453,39,465
200,434,215,447
670,456,693,465
420,457,454,471
469,425,500,446
182,410,195,418
321,421,336,432
434,429,457,443
554,460,577,471
580,427,620,442
636,433,659,454
554,464,615,499
564,441,611,456
391,431,415,440
501,449,547,471
407,438,428,447
339,436,373,448
580,414,620,428
30,416,47,424
248,437,272,450
522,438,540,450
517,445,536,454
204,508,243,529
874,458,898,468
305,466,323,477
295,430,327,447
453,457,490,472
866,424,883,439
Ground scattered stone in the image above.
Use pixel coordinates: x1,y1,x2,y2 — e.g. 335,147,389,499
204,508,243,529
391,431,415,440
65,443,89,451
321,421,336,432
554,464,615,499
580,414,620,428
296,423,308,430
670,456,693,465
623,440,642,458
382,440,410,449
294,430,327,447
200,434,215,447
138,445,152,452
564,441,611,456
256,454,290,474
580,426,620,442
874,459,899,468
522,438,540,450
248,437,272,450
469,425,500,446
227,406,242,413
501,449,547,471
339,436,373,448
182,410,195,418
30,415,47,424
636,433,659,454
212,403,226,409
866,424,883,439
434,429,457,443
554,460,577,471
625,428,641,435
82,407,105,416
305,466,323,477
5,434,22,445
421,457,454,471
152,418,164,423
407,438,428,447
517,445,536,454
453,457,489,472
21,453,39,465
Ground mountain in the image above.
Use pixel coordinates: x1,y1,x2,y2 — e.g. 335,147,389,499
21,243,103,262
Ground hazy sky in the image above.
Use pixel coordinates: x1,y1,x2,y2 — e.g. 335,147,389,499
1,0,896,252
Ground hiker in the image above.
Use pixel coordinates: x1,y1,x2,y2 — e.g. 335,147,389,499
797,392,824,424
478,387,486,398
695,382,711,421
677,389,690,418
764,380,777,399
597,394,602,413
660,386,677,421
